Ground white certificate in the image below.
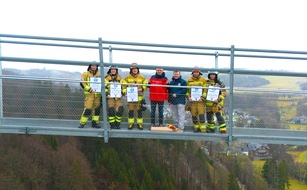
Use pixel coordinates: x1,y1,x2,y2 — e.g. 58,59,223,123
89,77,101,92
110,83,122,98
127,87,138,102
191,86,202,101
206,86,220,101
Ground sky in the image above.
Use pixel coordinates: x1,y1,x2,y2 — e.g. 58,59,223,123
1,0,307,73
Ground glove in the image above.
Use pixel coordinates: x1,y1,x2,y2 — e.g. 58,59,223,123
140,99,146,105
140,99,147,111
185,103,191,112
88,88,94,93
211,104,219,113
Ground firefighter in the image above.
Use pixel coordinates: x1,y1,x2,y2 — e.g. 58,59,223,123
186,68,208,132
105,65,127,129
124,63,148,130
205,71,227,133
79,63,102,128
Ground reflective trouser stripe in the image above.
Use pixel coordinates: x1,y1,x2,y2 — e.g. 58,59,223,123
80,116,88,124
199,123,206,132
208,123,216,129
194,124,199,129
137,118,143,124
109,116,115,123
115,116,122,122
219,123,226,127
92,115,99,123
80,108,91,124
219,123,226,132
128,118,134,124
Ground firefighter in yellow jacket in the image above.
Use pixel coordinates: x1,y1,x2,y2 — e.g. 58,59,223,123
105,66,127,129
206,71,227,133
124,63,148,130
186,68,208,133
79,63,102,128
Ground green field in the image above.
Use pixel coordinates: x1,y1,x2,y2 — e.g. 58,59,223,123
252,160,307,189
288,151,307,163
262,76,307,89
289,179,307,190
252,160,265,175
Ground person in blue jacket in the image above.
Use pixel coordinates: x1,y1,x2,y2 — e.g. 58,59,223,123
168,70,188,132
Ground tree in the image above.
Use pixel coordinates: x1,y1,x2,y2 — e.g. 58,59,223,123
277,160,290,190
262,159,278,188
262,158,290,190
227,170,240,190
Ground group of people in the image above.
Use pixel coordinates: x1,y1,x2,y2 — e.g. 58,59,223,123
78,63,227,133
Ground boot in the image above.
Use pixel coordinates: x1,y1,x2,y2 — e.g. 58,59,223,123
193,125,200,133
194,128,201,133
207,128,216,133
115,122,121,129
128,123,134,130
219,123,227,133
219,126,227,133
92,121,101,128
137,124,143,130
200,125,206,133
207,123,216,133
78,123,85,128
110,122,116,129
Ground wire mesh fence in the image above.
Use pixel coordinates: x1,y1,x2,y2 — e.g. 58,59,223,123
2,74,307,133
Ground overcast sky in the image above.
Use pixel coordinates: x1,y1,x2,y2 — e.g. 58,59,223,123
1,0,307,72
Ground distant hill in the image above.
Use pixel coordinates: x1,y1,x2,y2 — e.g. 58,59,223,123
4,68,271,88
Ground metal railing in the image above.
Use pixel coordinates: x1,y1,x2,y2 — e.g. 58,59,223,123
1,33,307,146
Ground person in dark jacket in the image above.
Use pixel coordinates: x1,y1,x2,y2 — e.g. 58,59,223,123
168,70,187,132
149,67,168,126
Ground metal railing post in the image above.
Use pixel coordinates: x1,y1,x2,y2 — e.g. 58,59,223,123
228,45,235,147
99,38,109,143
0,38,3,119
215,51,219,69
109,45,113,64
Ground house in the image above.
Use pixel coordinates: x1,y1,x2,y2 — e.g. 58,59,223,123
247,144,271,160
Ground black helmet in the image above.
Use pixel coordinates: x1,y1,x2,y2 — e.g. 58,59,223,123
130,63,140,74
87,62,99,71
107,65,118,74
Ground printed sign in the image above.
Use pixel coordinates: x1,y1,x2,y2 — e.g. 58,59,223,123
191,86,202,101
110,83,122,98
89,77,101,92
206,86,220,101
127,87,138,102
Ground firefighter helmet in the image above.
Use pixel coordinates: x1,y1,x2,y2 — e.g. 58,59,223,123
208,71,219,78
87,62,99,71
107,65,118,74
130,62,140,74
191,67,203,75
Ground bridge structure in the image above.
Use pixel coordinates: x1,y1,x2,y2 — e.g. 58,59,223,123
1,34,307,146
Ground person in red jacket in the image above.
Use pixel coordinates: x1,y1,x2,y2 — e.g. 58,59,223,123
149,67,168,127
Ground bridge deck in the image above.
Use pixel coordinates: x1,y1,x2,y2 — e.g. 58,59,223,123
1,117,307,145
